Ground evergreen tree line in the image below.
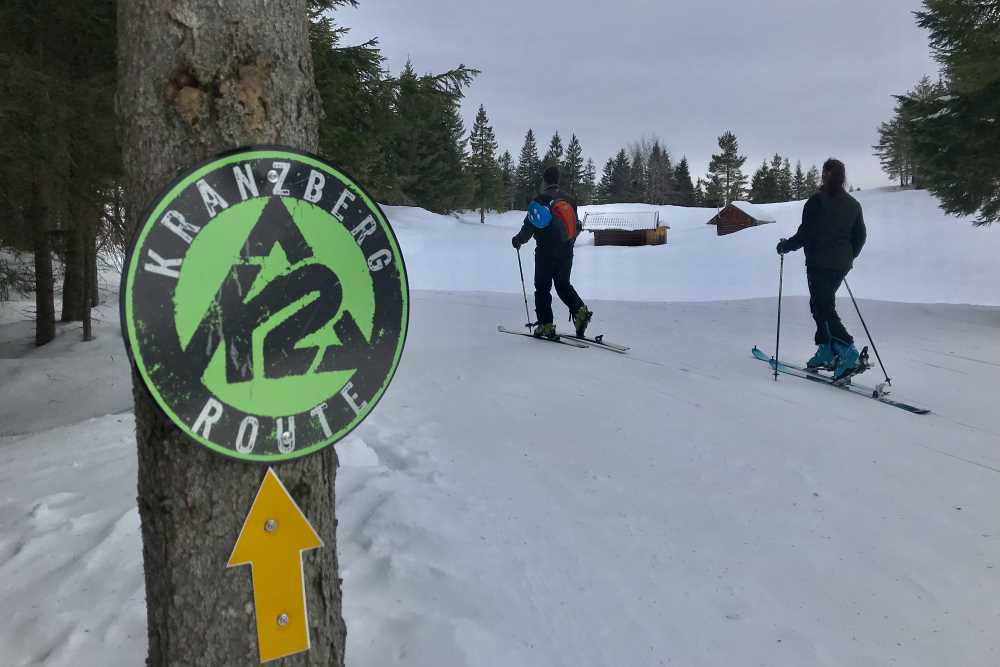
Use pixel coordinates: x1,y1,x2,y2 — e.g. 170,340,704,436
0,0,484,345
873,0,1000,226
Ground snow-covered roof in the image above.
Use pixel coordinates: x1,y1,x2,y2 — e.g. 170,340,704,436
583,210,667,232
726,201,776,224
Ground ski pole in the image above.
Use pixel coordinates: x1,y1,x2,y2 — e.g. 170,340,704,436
516,247,533,330
773,253,784,381
843,278,891,385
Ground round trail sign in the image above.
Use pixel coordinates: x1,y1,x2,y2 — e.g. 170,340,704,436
121,147,409,462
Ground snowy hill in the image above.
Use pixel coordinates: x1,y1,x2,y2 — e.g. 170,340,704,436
408,189,1000,306
2,188,999,666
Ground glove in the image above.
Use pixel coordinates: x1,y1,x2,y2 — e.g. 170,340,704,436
512,236,522,249
776,238,788,255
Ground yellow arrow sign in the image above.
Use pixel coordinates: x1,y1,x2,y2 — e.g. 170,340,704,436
228,467,323,663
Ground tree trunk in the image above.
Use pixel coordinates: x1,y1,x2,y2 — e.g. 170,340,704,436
30,180,56,346
117,2,345,665
82,221,95,342
61,221,86,322
88,230,100,308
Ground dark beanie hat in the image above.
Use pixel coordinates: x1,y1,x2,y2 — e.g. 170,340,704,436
543,165,560,186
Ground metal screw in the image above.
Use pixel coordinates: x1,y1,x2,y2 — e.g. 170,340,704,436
281,431,292,446
267,169,279,183
277,613,289,627
264,519,278,533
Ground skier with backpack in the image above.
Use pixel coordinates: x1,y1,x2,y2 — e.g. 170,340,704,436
512,166,592,340
776,158,868,381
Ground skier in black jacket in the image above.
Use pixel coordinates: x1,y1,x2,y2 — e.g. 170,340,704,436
512,166,592,340
777,158,867,380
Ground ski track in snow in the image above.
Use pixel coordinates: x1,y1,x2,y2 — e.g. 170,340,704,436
1,190,1000,666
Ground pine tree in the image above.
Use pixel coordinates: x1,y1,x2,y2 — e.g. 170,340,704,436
627,148,647,202
792,161,807,200
118,1,347,663
610,149,632,203
543,131,563,170
749,161,772,204
779,158,793,201
905,1,1000,224
805,165,821,193
0,0,121,345
704,175,725,209
562,134,585,198
468,104,502,223
390,60,478,213
673,156,696,206
596,158,615,204
498,150,515,211
647,141,675,204
515,129,541,208
580,158,597,205
694,178,707,207
706,131,748,205
311,6,391,197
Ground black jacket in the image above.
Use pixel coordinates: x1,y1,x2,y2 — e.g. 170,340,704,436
513,185,579,256
784,190,867,272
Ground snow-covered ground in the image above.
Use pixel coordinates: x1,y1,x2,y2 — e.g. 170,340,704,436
2,189,999,666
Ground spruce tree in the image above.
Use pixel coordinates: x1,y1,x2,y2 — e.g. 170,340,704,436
610,149,632,203
766,154,786,202
515,129,541,208
543,131,564,170
704,176,725,208
389,61,477,213
673,156,696,206
627,148,647,202
468,104,502,223
580,158,597,205
498,150,515,211
780,158,793,201
905,1,1000,224
706,131,748,205
792,161,807,199
647,141,675,204
563,134,585,198
596,158,615,204
118,1,348,663
694,178,707,207
750,161,772,204
805,165,821,193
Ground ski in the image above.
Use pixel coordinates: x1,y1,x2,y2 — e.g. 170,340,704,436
752,346,930,415
497,325,589,348
559,333,630,353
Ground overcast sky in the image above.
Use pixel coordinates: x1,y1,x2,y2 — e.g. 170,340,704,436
341,0,937,189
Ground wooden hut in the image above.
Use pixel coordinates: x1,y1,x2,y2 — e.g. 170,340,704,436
583,211,668,247
708,201,776,236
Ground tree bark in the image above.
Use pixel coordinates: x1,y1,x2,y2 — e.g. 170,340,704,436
82,219,95,342
117,2,345,665
61,221,86,322
30,180,56,346
88,228,99,308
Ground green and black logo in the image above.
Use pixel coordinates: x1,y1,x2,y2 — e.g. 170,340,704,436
121,147,408,462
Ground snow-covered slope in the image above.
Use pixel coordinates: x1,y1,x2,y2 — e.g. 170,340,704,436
415,189,1000,306
2,188,999,667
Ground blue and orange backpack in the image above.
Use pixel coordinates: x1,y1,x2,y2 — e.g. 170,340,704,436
527,197,579,243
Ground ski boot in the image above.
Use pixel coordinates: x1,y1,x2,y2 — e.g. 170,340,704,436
533,322,558,340
573,306,593,338
831,339,864,382
805,343,835,370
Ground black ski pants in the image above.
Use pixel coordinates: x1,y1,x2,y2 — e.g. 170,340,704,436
807,268,853,346
534,249,584,325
